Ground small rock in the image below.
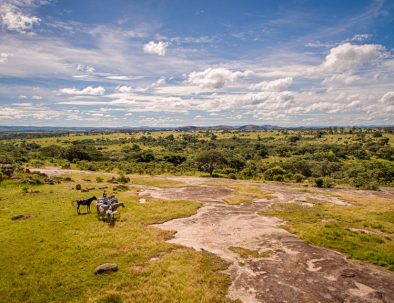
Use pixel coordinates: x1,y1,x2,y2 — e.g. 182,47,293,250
11,214,30,220
341,268,356,278
45,178,55,185
75,184,82,190
94,263,118,274
81,189,89,192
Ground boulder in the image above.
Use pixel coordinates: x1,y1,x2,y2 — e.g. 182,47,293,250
94,263,118,274
75,184,82,190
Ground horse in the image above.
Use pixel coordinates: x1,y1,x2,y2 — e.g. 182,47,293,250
96,197,119,215
97,202,125,224
110,202,125,212
74,196,97,214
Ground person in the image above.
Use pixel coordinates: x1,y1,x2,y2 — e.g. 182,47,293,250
102,191,108,205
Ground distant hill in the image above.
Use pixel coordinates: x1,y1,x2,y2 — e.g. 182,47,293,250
0,124,392,133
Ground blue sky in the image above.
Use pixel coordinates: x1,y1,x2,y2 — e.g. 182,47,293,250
0,0,393,127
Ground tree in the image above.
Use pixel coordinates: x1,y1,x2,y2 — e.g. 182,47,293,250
194,150,226,176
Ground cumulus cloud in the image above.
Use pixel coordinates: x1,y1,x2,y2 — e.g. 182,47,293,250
0,4,41,34
250,77,293,91
59,86,105,96
143,41,168,56
187,67,253,89
321,43,384,72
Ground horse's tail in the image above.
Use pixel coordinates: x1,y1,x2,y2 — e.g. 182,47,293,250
71,200,78,208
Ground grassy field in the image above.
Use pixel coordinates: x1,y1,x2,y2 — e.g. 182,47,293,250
0,173,235,303
260,192,394,270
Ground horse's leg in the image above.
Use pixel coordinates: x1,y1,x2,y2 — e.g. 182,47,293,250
77,203,80,214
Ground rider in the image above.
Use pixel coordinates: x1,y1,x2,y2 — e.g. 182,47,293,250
102,191,108,205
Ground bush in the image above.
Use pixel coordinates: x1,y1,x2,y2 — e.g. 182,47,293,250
61,161,71,169
294,173,304,183
75,184,82,190
96,176,103,183
117,174,130,184
264,166,286,181
323,177,335,188
315,178,324,188
273,174,284,182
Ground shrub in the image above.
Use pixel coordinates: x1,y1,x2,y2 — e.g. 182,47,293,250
264,166,286,181
322,177,335,188
294,173,304,183
273,174,284,182
315,178,324,188
117,174,130,184
61,161,71,169
96,176,103,183
75,184,82,190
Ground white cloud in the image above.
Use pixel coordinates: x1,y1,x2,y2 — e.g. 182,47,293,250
76,64,95,73
322,73,360,85
320,43,384,72
32,95,42,99
351,34,371,42
116,85,133,93
0,4,41,34
380,92,394,105
187,67,253,89
59,86,105,96
250,77,293,92
0,52,12,63
105,75,132,81
143,41,168,56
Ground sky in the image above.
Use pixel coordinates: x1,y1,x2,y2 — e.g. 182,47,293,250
0,0,393,127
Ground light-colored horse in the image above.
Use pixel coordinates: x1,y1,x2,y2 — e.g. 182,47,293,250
97,202,125,223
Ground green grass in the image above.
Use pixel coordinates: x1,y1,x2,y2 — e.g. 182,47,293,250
0,175,235,303
129,176,187,188
223,183,275,205
228,247,270,259
259,194,394,270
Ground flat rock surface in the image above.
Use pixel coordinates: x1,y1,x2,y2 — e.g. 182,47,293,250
150,178,394,303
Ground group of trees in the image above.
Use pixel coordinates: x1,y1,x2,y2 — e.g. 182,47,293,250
0,128,393,189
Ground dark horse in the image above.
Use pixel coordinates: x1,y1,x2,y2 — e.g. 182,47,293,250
74,196,97,214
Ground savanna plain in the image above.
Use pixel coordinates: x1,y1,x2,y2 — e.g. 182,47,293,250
0,128,393,303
